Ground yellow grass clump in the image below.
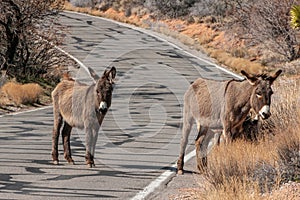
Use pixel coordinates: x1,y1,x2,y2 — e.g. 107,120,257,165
0,81,43,106
207,48,264,74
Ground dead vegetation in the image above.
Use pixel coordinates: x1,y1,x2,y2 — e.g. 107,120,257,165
0,81,43,107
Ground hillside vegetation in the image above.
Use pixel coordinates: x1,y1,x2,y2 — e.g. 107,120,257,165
67,0,300,76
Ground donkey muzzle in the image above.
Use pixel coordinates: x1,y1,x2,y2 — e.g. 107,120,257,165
99,101,108,114
259,105,270,119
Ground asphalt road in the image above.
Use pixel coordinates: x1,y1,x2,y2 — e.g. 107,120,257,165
0,11,237,199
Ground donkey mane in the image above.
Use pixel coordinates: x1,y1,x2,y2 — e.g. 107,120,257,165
247,72,273,80
224,78,244,94
257,73,269,79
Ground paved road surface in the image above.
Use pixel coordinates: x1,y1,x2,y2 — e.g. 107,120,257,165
0,11,236,199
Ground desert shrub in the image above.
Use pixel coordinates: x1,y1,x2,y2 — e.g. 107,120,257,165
1,82,24,106
95,0,146,13
227,0,299,61
143,0,240,19
0,0,70,83
277,129,300,183
252,161,280,193
204,139,278,199
0,81,43,106
69,0,100,8
21,83,43,104
145,0,197,18
189,0,234,18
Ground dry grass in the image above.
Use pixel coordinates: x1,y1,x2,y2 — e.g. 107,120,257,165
64,2,143,26
22,83,43,105
0,81,43,106
204,139,280,199
266,78,300,130
203,177,262,200
207,48,264,74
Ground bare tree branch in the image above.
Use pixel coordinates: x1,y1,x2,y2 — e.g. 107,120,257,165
228,0,299,61
0,0,70,83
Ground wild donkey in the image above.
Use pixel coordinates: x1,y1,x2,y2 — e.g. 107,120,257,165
177,69,282,175
51,67,116,167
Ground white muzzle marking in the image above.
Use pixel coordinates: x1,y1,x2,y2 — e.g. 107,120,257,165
254,114,259,121
99,101,107,111
259,105,270,119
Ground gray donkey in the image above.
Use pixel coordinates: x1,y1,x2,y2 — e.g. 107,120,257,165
51,67,116,167
177,69,282,174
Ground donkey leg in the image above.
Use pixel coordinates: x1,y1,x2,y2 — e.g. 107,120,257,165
222,115,235,144
85,128,95,168
90,128,99,167
177,115,193,175
195,125,208,173
223,127,234,144
52,112,62,165
62,122,74,164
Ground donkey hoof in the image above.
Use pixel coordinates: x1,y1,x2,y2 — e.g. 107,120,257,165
53,160,59,165
87,163,95,168
66,158,75,165
68,160,75,165
177,169,184,175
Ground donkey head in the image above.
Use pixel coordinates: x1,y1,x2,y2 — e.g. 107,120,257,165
241,69,282,120
95,66,116,114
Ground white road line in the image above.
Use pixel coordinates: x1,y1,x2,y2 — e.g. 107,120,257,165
131,150,196,200
0,105,52,118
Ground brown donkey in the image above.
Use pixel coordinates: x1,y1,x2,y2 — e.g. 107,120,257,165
51,67,116,167
177,69,282,174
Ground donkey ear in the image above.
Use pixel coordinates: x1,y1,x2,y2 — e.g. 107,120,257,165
88,67,100,81
241,70,257,85
109,66,116,80
269,69,282,84
103,66,116,82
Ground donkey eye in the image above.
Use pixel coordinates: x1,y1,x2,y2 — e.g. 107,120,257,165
256,93,262,98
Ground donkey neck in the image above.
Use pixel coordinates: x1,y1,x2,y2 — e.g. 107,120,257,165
92,84,101,109
226,79,256,113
